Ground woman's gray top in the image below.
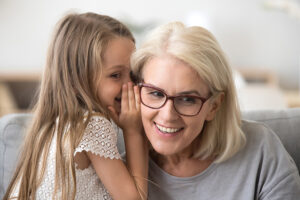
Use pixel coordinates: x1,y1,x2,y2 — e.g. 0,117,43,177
148,120,300,200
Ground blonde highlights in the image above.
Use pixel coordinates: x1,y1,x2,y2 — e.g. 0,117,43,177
4,12,134,200
131,22,245,163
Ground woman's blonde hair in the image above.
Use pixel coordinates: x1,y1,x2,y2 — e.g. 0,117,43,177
4,12,134,200
131,22,245,163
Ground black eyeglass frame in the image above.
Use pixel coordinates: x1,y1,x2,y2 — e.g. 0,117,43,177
138,83,210,117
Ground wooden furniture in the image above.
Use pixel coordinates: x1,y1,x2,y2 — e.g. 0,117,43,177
235,67,290,111
284,90,300,108
0,70,41,117
236,67,279,86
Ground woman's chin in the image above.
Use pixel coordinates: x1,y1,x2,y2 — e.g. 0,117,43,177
146,126,183,156
151,142,178,156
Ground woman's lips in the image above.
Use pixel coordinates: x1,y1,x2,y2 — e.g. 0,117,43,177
154,122,183,137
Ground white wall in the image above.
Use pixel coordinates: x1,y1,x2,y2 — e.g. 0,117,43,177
0,0,299,89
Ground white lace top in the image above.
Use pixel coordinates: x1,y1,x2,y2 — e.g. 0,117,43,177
12,115,121,199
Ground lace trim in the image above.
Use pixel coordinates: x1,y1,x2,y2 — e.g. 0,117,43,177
74,115,121,160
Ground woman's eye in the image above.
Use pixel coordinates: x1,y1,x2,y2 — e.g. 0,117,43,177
149,91,165,98
177,96,196,104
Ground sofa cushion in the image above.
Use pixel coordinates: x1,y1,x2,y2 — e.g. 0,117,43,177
242,108,300,172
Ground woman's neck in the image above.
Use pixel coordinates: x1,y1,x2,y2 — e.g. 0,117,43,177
151,150,213,177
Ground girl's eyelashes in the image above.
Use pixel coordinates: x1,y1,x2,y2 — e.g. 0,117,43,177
110,72,121,79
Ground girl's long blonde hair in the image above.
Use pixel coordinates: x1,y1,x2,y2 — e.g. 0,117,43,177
4,12,134,200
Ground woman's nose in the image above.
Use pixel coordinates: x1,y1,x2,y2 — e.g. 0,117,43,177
159,100,179,120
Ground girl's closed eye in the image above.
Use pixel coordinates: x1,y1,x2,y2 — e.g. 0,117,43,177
110,72,121,79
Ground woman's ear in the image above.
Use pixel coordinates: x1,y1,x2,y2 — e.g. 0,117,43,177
205,92,224,121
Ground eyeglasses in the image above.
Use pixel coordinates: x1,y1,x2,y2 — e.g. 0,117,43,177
139,83,210,116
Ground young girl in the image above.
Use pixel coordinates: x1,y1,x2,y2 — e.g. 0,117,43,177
4,12,148,200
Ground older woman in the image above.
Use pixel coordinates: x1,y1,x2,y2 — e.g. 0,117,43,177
131,22,300,199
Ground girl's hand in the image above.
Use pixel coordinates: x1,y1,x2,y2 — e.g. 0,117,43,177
107,82,148,200
108,82,143,134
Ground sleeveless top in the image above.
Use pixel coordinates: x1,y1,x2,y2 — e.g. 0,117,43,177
12,115,121,199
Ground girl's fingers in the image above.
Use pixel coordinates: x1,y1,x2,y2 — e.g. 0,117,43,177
127,82,135,110
121,84,129,111
134,85,140,110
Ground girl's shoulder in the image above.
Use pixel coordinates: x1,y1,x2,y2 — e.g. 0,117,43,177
84,112,117,135
90,112,108,120
76,111,121,159
85,111,111,124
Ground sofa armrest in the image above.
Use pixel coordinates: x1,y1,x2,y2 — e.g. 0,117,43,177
0,113,31,197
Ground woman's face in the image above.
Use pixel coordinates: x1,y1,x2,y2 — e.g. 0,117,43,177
141,55,218,156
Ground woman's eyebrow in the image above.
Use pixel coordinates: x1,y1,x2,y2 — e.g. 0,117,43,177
145,82,205,97
178,90,202,96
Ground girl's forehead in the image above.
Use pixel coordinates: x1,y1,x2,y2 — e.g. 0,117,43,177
103,37,135,68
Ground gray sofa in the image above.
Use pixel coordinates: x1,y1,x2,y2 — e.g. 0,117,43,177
1,108,300,198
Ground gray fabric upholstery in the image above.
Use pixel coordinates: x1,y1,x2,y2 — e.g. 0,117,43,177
242,108,300,171
0,108,299,198
0,113,31,198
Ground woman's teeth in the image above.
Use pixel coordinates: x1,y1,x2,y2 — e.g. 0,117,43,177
156,124,181,133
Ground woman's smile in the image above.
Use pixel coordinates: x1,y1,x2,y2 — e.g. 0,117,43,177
154,122,184,137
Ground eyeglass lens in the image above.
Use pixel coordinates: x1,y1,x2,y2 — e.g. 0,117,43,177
140,85,203,116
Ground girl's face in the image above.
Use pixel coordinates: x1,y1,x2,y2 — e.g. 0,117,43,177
141,55,219,157
97,37,135,114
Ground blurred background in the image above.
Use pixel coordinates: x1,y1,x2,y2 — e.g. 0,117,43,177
1,0,300,117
